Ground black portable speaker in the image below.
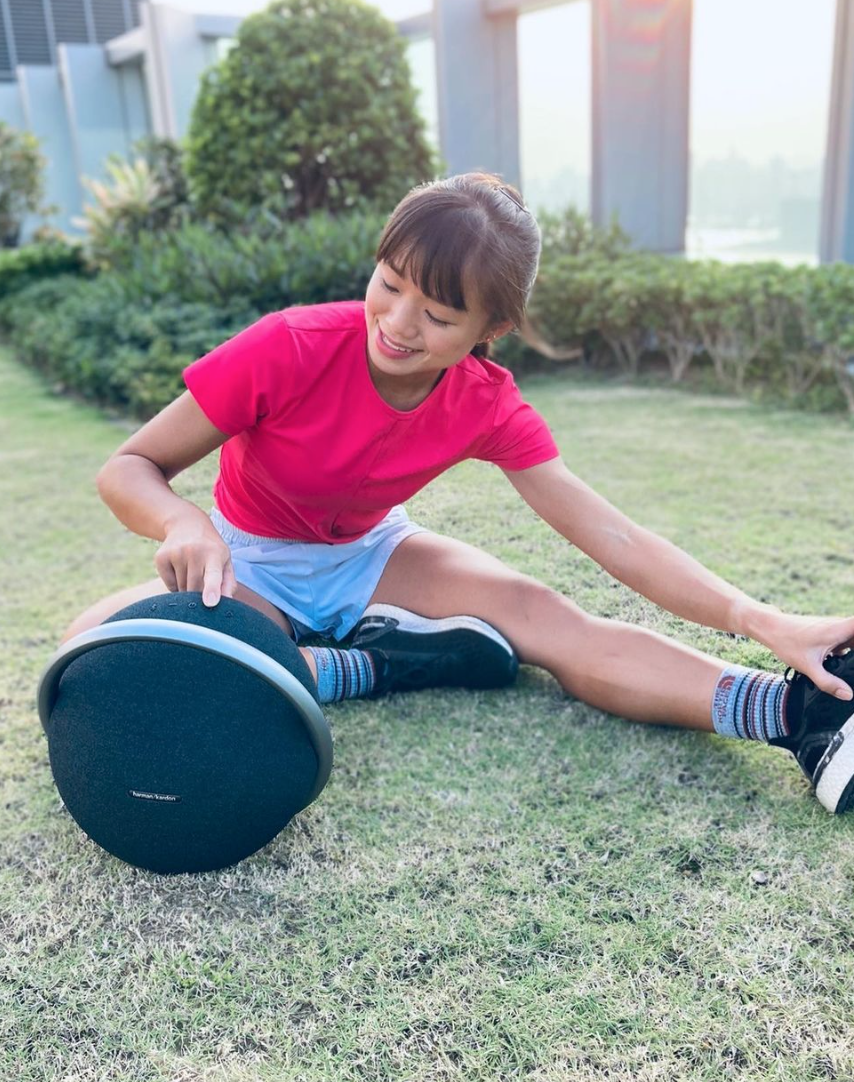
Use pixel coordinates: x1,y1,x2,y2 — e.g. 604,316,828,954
37,593,332,875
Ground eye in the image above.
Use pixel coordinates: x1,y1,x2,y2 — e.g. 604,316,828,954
381,277,399,294
426,311,451,328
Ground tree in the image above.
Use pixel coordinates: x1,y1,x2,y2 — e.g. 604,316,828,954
0,122,48,247
185,0,435,222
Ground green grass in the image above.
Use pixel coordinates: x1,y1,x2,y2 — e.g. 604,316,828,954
3,348,854,1081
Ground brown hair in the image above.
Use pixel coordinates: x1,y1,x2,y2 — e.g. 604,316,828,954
375,172,540,359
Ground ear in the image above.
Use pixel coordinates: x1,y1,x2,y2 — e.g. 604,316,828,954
484,319,514,344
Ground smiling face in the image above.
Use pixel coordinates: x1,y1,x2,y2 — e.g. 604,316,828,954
364,261,510,404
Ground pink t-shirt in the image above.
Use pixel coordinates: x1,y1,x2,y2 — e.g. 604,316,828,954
183,301,559,543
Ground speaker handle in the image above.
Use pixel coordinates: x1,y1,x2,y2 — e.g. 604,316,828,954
37,619,333,804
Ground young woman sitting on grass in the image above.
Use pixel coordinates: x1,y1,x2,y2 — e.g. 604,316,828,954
65,173,854,813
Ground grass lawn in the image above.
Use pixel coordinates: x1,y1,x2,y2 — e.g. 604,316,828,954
3,345,854,1081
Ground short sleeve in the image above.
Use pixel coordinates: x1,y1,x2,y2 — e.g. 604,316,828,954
183,312,292,436
472,379,559,471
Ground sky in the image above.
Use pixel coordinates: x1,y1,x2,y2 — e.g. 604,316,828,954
152,0,838,177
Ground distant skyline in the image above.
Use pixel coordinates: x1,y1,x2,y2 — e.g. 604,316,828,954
150,0,838,257
153,0,836,168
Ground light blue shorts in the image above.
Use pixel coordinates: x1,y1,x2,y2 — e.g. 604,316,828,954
210,506,426,643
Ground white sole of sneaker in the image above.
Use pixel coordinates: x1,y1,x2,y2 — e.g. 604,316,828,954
359,604,515,657
814,712,854,813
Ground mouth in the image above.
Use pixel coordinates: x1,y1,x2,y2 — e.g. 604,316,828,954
376,327,420,358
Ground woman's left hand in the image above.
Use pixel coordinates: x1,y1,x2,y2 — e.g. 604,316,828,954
755,610,854,700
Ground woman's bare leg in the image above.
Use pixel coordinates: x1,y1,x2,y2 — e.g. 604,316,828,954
368,533,727,731
62,578,293,642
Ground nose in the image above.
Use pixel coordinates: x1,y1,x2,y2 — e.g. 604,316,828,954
384,297,419,342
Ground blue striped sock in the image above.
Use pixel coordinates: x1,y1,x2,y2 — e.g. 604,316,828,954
306,647,377,703
711,665,790,741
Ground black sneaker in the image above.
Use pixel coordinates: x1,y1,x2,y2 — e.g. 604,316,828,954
350,604,519,696
770,653,854,813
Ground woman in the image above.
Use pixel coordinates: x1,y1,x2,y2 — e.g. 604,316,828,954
65,173,854,813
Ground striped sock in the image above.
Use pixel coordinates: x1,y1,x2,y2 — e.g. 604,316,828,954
306,647,377,703
711,665,791,741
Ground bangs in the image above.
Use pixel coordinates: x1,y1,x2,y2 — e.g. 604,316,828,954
376,199,487,313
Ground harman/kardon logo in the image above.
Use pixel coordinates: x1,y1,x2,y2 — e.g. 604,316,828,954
128,789,182,803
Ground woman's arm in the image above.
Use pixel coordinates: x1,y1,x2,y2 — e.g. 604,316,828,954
97,392,236,604
506,458,854,695
506,457,771,636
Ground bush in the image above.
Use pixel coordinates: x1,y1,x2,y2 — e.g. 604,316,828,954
106,209,383,311
802,262,854,413
527,217,854,413
0,239,86,297
76,139,192,271
1,206,383,417
0,275,260,417
538,205,630,264
6,198,854,419
132,136,191,212
185,0,435,222
530,252,663,374
0,122,49,247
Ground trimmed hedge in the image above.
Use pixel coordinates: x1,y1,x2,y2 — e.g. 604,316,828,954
0,274,260,416
0,210,382,417
110,211,383,310
0,239,87,297
4,206,854,418
528,245,854,414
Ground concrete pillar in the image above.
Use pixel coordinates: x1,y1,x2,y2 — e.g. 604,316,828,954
820,0,854,263
59,43,145,188
142,3,219,138
116,62,151,143
433,0,520,187
591,0,692,252
17,66,82,234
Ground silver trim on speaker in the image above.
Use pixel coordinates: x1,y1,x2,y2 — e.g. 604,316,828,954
37,619,333,804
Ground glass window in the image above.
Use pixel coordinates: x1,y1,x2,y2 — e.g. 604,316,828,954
689,0,836,264
406,34,439,154
518,0,591,214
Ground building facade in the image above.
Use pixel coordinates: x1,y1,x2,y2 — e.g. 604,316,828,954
2,0,854,261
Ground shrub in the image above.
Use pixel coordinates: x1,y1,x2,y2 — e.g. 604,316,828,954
185,0,435,222
643,258,703,382
0,239,86,297
526,221,854,413
0,122,49,247
132,136,191,213
528,209,633,363
108,209,383,311
531,252,665,375
538,205,630,264
1,275,260,416
76,142,192,271
1,206,383,417
802,262,854,413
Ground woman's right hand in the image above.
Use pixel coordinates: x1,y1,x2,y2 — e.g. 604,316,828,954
154,516,237,607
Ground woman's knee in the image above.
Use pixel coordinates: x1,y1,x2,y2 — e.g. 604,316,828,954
486,574,593,665
61,578,294,644
60,578,168,644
